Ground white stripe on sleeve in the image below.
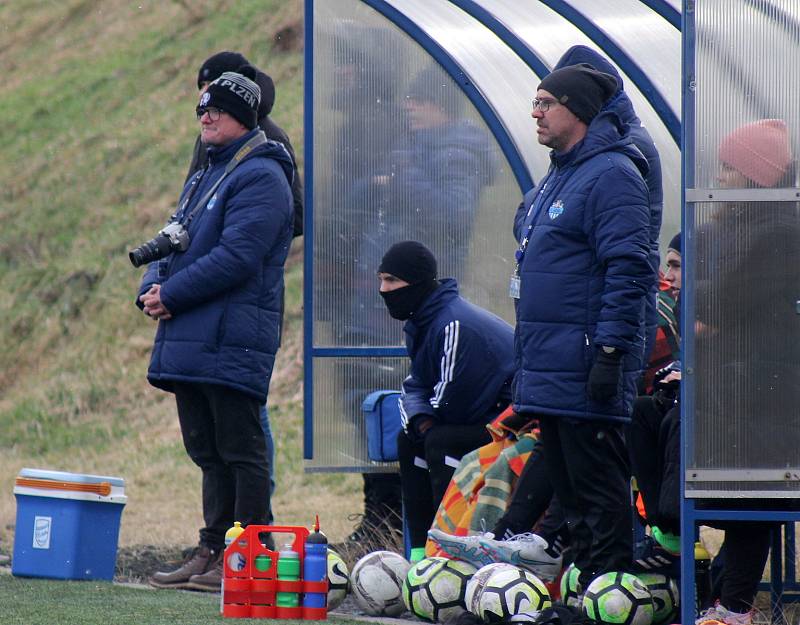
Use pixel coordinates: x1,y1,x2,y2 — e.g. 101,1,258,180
430,320,460,408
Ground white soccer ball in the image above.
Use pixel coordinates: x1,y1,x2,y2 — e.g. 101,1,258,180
583,571,654,625
465,562,519,614
636,573,679,625
327,548,350,610
477,567,552,624
351,550,411,616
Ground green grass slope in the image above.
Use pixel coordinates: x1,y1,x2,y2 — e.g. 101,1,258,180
0,0,361,552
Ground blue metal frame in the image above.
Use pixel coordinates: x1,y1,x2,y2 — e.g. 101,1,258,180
303,0,535,461
538,0,680,145
679,4,695,618
303,0,315,460
638,0,681,30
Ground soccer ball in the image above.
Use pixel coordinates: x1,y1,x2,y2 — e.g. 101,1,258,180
351,550,411,616
583,571,654,625
465,562,518,614
636,573,679,624
403,557,448,620
327,548,350,610
477,567,552,623
404,557,476,622
560,563,582,609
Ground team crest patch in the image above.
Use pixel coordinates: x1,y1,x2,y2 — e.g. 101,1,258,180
548,199,565,220
206,193,217,210
199,91,211,107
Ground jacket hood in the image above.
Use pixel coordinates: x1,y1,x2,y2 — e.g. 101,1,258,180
554,46,642,125
256,70,276,119
405,278,459,329
555,109,649,180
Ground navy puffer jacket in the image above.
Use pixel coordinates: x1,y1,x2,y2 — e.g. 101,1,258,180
137,128,294,402
516,46,663,372
512,110,653,423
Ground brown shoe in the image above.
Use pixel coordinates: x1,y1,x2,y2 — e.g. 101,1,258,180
149,545,217,589
186,553,222,592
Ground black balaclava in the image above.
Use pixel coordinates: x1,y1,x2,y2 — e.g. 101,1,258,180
378,241,439,320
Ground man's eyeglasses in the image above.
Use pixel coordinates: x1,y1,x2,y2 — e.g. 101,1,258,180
532,98,558,113
196,106,224,121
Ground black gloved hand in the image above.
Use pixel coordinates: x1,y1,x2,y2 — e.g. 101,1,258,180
587,348,623,402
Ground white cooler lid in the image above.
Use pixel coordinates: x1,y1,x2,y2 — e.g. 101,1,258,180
14,467,127,504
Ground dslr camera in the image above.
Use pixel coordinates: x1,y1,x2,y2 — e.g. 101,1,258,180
129,222,190,267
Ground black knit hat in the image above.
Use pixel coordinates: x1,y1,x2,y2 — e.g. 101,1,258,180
197,51,249,89
538,63,618,125
198,66,261,130
378,241,437,284
668,232,681,254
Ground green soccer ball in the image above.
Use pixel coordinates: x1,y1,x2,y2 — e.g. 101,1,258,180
582,571,654,625
403,557,448,621
560,563,582,609
636,573,679,625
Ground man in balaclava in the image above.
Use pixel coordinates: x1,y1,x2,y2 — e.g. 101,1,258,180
377,241,516,563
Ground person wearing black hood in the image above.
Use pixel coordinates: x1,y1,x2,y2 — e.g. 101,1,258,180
377,241,515,562
188,50,303,238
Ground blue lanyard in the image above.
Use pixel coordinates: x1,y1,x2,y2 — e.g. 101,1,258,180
515,171,554,268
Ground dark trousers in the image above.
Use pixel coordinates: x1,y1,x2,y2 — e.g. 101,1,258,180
174,382,270,551
397,422,492,547
708,522,772,613
539,415,632,586
627,396,681,534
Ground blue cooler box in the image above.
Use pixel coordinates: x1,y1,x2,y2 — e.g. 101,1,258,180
12,468,127,581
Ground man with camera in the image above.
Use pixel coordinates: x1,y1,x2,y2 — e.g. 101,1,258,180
134,65,294,592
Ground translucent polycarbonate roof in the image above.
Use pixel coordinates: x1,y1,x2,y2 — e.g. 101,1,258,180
379,0,682,247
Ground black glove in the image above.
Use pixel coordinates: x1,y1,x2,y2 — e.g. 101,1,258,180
407,414,436,442
587,348,623,402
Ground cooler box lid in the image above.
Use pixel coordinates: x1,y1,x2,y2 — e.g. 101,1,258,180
14,468,127,504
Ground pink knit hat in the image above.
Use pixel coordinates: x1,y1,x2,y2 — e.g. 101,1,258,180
718,119,792,188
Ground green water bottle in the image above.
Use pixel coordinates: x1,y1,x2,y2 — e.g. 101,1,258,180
276,543,300,608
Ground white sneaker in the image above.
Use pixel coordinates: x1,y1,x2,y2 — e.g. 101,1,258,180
696,602,754,625
478,532,562,581
427,529,495,567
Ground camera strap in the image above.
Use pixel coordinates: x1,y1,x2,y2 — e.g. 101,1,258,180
181,130,268,228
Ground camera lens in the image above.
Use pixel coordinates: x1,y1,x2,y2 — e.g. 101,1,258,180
128,234,173,267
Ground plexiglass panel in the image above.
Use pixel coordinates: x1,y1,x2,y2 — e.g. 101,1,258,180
307,357,408,472
693,0,800,189
383,0,552,180
687,0,800,495
313,0,519,351
688,201,800,496
471,0,682,256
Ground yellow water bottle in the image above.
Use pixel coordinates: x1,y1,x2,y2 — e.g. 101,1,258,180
220,521,246,614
